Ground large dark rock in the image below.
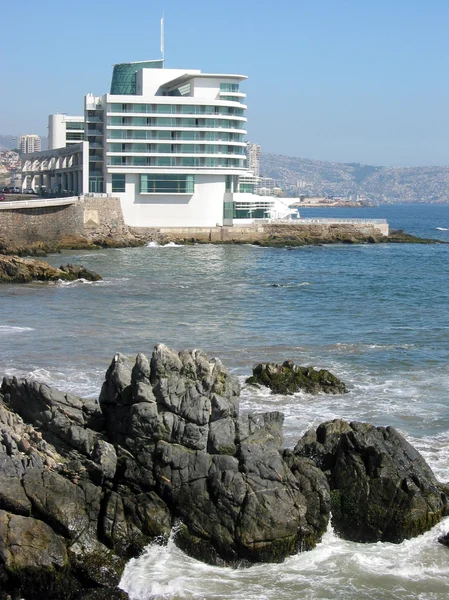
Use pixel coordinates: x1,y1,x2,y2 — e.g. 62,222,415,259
0,255,101,283
99,344,329,564
293,419,449,543
246,360,347,395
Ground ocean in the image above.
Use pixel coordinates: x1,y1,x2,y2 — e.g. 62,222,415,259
1,203,449,599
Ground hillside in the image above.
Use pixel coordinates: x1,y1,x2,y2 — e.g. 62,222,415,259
261,153,449,203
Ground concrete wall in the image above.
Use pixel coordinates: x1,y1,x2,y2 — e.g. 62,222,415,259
0,197,126,246
108,175,227,227
130,221,389,243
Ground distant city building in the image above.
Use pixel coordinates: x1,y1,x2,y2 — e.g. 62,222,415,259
246,142,261,177
18,135,41,154
48,115,85,149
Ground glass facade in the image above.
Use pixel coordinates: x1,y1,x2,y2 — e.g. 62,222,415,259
66,122,84,130
109,116,245,129
108,130,245,142
110,61,164,95
109,103,244,116
112,173,126,192
66,132,84,141
220,83,240,92
110,156,244,167
140,174,195,194
109,143,245,155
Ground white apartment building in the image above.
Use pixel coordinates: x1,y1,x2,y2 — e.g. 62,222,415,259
22,60,296,226
246,142,261,177
48,115,85,149
86,60,249,227
19,134,41,153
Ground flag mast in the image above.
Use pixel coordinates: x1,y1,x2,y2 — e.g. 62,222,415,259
160,11,165,64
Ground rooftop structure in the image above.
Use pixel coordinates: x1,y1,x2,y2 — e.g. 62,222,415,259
48,115,85,150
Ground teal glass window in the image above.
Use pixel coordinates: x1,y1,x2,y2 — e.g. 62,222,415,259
140,174,195,194
220,83,240,93
112,174,126,192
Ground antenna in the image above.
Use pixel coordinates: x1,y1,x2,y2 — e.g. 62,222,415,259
160,11,165,63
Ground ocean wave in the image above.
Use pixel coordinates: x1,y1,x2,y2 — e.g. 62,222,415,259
0,326,34,335
120,518,449,600
2,365,102,399
146,241,184,248
54,278,104,287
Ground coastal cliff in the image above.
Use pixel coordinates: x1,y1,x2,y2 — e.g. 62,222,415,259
0,345,447,599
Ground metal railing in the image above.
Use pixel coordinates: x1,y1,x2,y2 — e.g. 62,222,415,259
0,197,81,210
297,218,388,224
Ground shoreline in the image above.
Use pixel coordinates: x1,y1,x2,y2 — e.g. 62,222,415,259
0,228,443,259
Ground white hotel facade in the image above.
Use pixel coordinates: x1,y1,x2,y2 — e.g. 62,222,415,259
22,60,295,227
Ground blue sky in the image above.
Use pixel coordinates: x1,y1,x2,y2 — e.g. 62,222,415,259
2,0,448,166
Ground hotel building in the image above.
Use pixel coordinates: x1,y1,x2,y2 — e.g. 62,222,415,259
21,60,295,226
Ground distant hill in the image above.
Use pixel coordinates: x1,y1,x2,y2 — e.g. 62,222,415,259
261,153,449,203
0,136,19,151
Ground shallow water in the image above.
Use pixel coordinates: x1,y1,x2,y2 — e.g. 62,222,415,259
1,204,449,598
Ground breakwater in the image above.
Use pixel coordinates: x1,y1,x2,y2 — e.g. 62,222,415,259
0,194,389,250
132,219,389,244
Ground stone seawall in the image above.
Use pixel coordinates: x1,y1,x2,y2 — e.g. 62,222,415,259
130,221,389,244
0,197,128,247
0,195,389,249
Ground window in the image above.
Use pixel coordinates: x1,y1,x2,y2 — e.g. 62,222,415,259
66,132,84,141
220,83,240,93
112,174,126,192
140,174,195,194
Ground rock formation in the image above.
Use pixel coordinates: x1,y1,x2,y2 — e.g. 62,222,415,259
246,360,347,395
0,255,101,283
0,346,446,599
291,419,449,543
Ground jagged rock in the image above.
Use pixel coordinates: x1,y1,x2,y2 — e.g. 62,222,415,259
0,345,447,598
246,360,347,395
0,255,101,283
98,346,330,564
293,419,449,543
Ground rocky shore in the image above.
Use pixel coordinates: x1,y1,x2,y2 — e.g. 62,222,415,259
0,233,146,259
0,228,441,258
0,344,448,599
0,255,102,284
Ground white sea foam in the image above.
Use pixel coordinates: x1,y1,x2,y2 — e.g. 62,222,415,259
55,278,104,287
2,365,102,399
120,519,449,600
146,241,183,248
0,325,34,335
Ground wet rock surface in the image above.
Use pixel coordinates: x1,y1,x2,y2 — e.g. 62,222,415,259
0,346,447,598
293,419,449,543
246,360,347,395
0,255,101,283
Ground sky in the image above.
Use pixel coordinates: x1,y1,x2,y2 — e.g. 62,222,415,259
2,0,448,167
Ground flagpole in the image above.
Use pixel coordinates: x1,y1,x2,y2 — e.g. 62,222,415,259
160,11,165,63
